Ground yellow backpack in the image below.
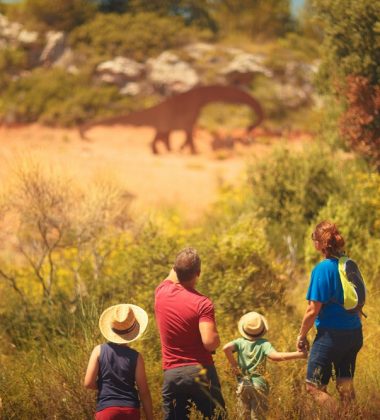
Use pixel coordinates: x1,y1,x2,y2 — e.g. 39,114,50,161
337,256,366,316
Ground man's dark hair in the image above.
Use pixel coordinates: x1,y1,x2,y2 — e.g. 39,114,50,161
173,247,201,282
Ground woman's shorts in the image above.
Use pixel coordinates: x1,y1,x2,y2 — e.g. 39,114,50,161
95,406,140,420
306,327,363,387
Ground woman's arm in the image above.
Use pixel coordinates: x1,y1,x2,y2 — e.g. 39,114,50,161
222,341,240,375
135,354,154,420
297,300,323,351
267,350,307,362
84,345,101,389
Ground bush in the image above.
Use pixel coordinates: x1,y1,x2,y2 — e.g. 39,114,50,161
213,0,292,39
246,145,344,257
305,167,380,286
0,68,148,125
0,160,133,309
313,0,380,90
70,12,201,62
23,0,96,31
199,214,286,319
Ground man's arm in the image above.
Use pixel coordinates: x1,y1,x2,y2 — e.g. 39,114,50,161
297,300,322,351
199,320,220,352
167,268,178,283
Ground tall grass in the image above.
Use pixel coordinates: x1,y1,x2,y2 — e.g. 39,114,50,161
0,149,379,419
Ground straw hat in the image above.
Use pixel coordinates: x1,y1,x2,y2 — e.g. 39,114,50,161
99,304,148,344
238,312,268,340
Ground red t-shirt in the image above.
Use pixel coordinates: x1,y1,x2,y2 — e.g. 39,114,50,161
154,279,215,370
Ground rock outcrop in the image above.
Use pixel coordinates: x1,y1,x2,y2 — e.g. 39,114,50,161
146,52,200,95
96,56,145,86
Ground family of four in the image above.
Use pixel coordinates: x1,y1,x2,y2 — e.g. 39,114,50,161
84,220,364,419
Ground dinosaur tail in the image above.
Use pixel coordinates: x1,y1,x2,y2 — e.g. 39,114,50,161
78,109,156,139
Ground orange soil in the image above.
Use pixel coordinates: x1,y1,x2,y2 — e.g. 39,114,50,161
0,124,310,222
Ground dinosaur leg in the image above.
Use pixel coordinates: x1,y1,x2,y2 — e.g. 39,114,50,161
180,130,196,154
152,131,171,154
162,132,171,151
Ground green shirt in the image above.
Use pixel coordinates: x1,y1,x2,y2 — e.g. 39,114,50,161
232,337,275,392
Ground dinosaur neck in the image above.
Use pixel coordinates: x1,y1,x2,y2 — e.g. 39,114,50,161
195,86,264,126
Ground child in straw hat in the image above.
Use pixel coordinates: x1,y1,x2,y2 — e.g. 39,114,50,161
84,304,153,420
223,311,306,420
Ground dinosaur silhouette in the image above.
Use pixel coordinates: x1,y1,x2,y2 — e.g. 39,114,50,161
79,85,264,154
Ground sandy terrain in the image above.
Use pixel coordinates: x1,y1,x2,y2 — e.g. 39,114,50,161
0,124,309,222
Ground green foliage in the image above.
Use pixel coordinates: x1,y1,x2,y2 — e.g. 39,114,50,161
275,32,320,63
70,12,201,62
96,0,129,13
310,0,380,170
305,167,380,285
199,214,285,319
212,0,293,39
1,150,380,418
127,0,219,32
0,47,26,74
313,0,380,91
247,145,344,256
0,68,147,125
23,0,97,31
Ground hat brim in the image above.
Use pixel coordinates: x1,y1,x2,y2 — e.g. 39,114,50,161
99,304,148,344
238,312,268,340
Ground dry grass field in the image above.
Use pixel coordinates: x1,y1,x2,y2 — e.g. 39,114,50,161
0,124,309,222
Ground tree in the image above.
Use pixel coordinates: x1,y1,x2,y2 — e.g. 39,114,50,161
311,0,380,169
340,76,380,170
24,0,96,31
127,0,218,32
96,0,129,13
211,0,292,38
0,161,132,307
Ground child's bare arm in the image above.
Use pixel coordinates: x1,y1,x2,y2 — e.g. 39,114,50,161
267,350,307,362
84,345,101,389
135,354,154,420
222,341,240,375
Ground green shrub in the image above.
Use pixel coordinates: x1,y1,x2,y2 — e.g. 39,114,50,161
305,166,380,286
23,0,96,31
312,0,380,90
70,12,200,62
0,47,27,74
199,214,285,320
0,68,148,125
247,145,344,257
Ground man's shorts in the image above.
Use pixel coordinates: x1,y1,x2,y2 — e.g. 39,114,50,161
306,327,363,387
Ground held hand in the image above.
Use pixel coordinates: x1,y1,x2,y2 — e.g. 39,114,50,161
231,365,240,376
298,349,308,359
296,335,310,352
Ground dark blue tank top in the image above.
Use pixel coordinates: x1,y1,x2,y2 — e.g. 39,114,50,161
96,343,140,412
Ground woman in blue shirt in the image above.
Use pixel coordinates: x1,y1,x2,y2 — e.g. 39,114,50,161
296,221,363,414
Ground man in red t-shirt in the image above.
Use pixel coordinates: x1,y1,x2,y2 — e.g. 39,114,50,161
155,247,226,419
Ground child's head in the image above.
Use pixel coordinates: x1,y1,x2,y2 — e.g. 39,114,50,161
99,303,148,344
238,312,268,340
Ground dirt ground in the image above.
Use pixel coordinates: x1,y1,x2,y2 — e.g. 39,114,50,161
0,124,309,222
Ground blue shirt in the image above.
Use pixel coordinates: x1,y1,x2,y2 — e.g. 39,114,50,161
96,343,140,412
306,258,361,330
